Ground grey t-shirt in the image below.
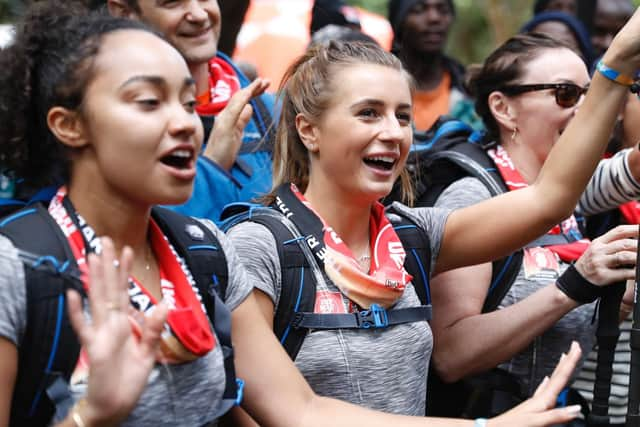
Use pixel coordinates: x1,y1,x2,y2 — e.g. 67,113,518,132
226,203,450,415
435,177,597,396
0,220,252,427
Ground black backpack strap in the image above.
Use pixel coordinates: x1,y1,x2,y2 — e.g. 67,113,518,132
221,205,316,360
418,145,523,313
151,208,240,415
390,213,433,305
293,304,431,330
222,204,432,360
0,205,84,427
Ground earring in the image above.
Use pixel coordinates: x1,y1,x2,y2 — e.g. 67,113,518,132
511,127,518,142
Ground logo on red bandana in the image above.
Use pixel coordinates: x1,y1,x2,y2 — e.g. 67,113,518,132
314,291,347,314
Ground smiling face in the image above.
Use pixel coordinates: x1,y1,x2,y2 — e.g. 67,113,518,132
501,47,589,171
401,0,453,55
304,63,413,204
71,29,203,207
134,0,221,67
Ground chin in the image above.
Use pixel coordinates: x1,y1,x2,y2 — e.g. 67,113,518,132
154,186,194,207
182,43,217,65
365,184,394,203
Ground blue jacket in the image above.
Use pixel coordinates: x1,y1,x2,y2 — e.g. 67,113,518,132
168,52,276,223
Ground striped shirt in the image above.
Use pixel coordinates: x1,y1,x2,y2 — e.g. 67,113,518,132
574,148,640,424
577,148,640,216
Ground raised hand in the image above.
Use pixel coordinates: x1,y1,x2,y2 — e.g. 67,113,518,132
575,224,638,286
66,238,167,426
490,342,582,427
204,77,271,170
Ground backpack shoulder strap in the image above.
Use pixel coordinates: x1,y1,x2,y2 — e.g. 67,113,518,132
152,207,229,300
221,204,316,360
0,205,83,427
389,212,433,306
416,140,523,313
221,204,433,359
151,207,240,414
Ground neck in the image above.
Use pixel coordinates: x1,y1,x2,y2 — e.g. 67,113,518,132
501,137,543,184
67,176,151,261
303,178,372,257
401,50,445,91
190,61,212,95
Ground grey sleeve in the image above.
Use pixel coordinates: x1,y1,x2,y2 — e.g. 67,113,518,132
0,236,27,347
196,219,253,311
434,176,493,210
387,202,451,275
226,222,282,308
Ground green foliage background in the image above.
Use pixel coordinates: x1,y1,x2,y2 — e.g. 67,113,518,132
2,0,640,64
347,0,640,65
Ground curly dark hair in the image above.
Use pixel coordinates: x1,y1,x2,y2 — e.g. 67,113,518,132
466,33,576,142
0,0,153,186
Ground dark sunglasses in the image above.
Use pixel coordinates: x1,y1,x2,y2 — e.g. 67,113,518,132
499,83,589,108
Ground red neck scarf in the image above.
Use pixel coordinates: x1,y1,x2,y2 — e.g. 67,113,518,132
287,184,412,308
195,57,241,116
487,145,589,262
48,187,215,363
620,201,640,225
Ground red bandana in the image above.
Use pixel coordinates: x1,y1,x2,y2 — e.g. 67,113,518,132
195,57,241,116
48,187,215,364
487,145,589,262
290,185,412,308
620,201,640,225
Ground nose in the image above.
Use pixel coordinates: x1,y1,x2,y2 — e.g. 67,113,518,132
379,116,407,144
425,6,441,22
168,103,199,140
186,0,208,23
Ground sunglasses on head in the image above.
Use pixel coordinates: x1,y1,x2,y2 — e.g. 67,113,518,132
499,83,589,108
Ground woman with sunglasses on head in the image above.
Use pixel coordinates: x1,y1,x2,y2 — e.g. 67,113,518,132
426,32,640,419
0,2,587,427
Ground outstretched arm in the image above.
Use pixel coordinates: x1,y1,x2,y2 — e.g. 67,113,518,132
435,8,640,274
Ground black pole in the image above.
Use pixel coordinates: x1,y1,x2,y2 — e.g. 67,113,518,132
588,281,625,426
626,223,640,427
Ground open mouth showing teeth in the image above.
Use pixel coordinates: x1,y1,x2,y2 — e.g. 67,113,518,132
363,156,396,171
160,149,193,169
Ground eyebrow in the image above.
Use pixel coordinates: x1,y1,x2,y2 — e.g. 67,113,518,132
118,75,196,90
350,98,412,110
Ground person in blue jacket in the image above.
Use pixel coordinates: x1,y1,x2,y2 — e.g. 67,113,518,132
107,0,277,222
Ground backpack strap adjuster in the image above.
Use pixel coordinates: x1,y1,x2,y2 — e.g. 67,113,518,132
357,304,388,328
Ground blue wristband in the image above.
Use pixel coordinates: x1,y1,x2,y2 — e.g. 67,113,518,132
596,60,635,86
475,419,488,427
